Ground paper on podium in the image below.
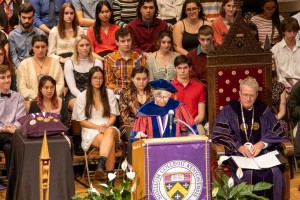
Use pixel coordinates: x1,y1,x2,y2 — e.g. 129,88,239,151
221,150,283,170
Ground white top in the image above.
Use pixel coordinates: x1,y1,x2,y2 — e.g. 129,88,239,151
157,0,184,21
271,38,300,87
74,89,120,150
47,26,85,59
64,58,103,97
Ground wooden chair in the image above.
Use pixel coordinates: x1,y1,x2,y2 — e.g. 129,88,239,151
207,3,294,199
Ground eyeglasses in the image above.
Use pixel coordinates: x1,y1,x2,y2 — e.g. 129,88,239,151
155,95,170,101
186,7,199,13
92,77,104,81
240,93,257,99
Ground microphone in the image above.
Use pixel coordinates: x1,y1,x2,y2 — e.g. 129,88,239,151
168,110,174,136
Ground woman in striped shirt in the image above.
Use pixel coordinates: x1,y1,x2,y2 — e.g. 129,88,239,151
250,0,283,47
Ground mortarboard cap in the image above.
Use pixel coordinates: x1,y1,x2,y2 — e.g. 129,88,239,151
150,79,178,93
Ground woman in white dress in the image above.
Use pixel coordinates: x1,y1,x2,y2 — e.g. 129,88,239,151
74,66,120,175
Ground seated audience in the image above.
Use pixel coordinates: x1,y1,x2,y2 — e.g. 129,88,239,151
250,0,283,47
17,34,64,110
173,0,211,55
87,1,120,60
271,17,300,92
0,44,16,91
28,75,69,128
127,0,168,55
29,0,69,34
187,25,214,85
0,64,26,181
211,77,288,200
64,34,103,155
113,0,139,28
271,68,286,120
48,2,84,66
9,3,45,68
104,28,147,95
130,79,199,142
0,0,20,34
212,0,237,45
156,0,184,27
73,66,120,176
147,30,179,81
171,55,206,134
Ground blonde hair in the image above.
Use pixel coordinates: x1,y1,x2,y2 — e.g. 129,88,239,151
71,34,94,65
240,77,259,92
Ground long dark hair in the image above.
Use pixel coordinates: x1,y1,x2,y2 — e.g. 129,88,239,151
258,0,281,39
0,44,14,75
36,76,59,110
180,0,206,20
29,34,48,56
85,66,110,119
129,66,151,92
93,1,114,44
57,2,79,39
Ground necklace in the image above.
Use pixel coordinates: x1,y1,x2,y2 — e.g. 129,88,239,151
34,57,46,69
137,91,145,97
240,103,254,144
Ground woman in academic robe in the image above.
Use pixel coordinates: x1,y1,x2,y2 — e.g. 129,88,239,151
130,79,198,143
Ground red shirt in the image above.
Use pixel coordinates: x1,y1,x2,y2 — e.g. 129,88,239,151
171,78,206,119
86,24,120,54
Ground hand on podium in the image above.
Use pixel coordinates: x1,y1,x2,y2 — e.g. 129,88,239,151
134,131,147,139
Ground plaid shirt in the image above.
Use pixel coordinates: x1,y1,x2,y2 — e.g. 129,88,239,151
104,50,147,93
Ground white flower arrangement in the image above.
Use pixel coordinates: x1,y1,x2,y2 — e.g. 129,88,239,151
72,158,136,200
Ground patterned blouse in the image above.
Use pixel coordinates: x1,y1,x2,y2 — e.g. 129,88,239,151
119,88,153,131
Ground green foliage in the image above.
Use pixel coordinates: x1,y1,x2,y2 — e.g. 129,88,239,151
211,165,272,200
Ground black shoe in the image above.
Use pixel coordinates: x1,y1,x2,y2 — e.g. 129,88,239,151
95,157,106,179
73,135,84,156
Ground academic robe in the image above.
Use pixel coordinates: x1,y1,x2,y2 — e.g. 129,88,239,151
211,100,288,200
130,98,198,143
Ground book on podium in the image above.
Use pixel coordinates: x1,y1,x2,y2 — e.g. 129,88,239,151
131,135,211,200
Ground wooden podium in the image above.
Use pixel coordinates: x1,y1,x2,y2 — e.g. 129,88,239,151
132,136,211,200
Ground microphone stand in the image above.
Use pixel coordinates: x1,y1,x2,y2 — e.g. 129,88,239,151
174,118,198,135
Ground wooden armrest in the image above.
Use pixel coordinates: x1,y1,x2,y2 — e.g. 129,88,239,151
211,144,225,159
279,141,294,157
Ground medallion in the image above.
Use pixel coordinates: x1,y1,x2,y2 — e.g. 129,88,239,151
48,116,54,119
37,117,44,121
240,123,248,131
253,122,259,130
43,118,50,122
53,119,59,122
29,120,36,125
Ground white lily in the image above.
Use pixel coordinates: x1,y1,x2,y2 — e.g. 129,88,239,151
228,177,234,188
108,172,117,182
212,187,219,197
131,181,137,193
126,171,136,180
121,158,128,171
218,156,230,166
236,167,243,179
127,163,133,172
89,184,100,195
100,183,109,188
